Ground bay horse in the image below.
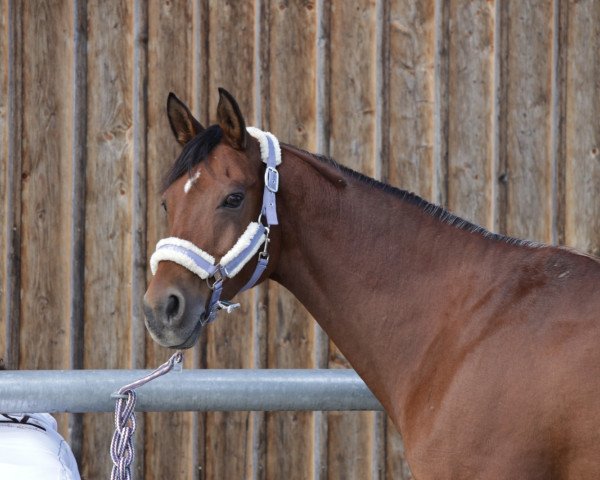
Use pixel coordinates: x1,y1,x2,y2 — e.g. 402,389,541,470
143,88,600,479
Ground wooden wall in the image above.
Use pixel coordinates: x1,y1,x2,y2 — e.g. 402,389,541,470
1,1,599,479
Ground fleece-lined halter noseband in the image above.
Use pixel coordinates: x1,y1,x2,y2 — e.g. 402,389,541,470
150,127,281,325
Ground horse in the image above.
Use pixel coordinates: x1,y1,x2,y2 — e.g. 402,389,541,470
143,88,600,479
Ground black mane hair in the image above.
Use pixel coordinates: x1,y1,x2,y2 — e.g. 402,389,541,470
300,148,541,248
162,124,223,191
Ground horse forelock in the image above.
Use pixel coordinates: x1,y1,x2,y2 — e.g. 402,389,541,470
162,124,223,192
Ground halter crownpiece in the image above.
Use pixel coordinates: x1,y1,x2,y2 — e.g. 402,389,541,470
149,127,281,324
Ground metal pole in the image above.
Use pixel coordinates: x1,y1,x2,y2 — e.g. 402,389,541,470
0,369,383,413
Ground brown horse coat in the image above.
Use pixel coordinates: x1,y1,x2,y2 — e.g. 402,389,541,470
144,89,600,479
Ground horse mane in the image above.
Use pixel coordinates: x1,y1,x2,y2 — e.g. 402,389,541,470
294,147,542,248
162,128,539,249
163,124,223,191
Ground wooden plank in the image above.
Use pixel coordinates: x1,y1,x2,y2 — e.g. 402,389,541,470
329,2,377,174
194,4,210,477
0,0,10,368
446,0,495,227
130,1,149,477
252,5,271,479
204,300,259,480
266,1,320,478
81,1,133,477
388,0,436,198
68,0,88,463
327,1,382,479
2,0,23,373
3,3,600,478
489,0,506,236
131,0,148,378
564,0,600,256
550,0,568,246
18,1,74,442
314,1,331,477
207,0,256,116
432,0,449,208
144,1,198,479
385,1,437,478
503,0,554,243
203,2,263,479
266,285,316,479
385,416,413,480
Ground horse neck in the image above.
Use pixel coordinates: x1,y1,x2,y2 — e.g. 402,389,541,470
271,149,526,419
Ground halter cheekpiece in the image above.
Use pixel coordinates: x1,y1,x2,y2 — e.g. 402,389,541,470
150,127,281,324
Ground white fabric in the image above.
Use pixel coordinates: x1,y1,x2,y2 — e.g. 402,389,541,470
150,237,216,279
246,127,282,165
151,223,266,280
220,222,266,277
0,413,81,479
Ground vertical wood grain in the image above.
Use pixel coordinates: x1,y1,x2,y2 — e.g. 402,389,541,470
69,0,87,462
144,1,197,479
0,0,10,369
207,0,256,116
446,0,495,227
131,0,148,378
266,2,319,478
2,2,600,479
550,0,568,246
432,0,449,207
503,0,555,243
385,1,435,477
205,2,261,479
193,3,210,478
388,0,435,199
251,3,269,479
328,1,380,479
314,1,331,477
385,416,413,480
564,0,600,256
18,1,75,443
130,1,149,477
3,0,23,372
19,0,73,368
266,285,315,479
19,1,73,438
82,1,133,477
490,0,507,236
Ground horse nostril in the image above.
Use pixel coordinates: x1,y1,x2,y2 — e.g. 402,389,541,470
166,294,180,321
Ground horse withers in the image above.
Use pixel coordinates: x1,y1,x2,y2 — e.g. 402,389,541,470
143,88,600,479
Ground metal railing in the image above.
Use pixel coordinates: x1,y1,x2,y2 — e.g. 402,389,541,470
0,369,383,413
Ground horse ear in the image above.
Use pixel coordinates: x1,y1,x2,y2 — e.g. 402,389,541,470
217,88,247,150
167,92,204,146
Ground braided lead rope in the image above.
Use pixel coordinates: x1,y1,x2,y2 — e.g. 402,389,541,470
110,351,183,480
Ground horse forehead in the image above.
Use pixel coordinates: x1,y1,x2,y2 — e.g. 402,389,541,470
205,145,256,182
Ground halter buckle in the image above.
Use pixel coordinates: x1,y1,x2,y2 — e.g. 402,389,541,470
265,166,279,193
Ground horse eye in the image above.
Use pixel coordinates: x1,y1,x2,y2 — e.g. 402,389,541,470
222,192,245,209
161,200,167,212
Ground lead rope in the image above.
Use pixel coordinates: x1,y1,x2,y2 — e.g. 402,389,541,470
110,351,183,480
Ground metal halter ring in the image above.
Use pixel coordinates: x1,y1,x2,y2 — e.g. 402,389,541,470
260,227,271,258
206,269,223,291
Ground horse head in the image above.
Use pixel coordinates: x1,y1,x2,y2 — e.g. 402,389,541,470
143,89,277,348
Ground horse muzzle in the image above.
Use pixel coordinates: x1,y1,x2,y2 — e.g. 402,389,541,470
143,282,206,349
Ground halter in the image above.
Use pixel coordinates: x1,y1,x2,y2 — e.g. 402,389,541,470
149,127,281,324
